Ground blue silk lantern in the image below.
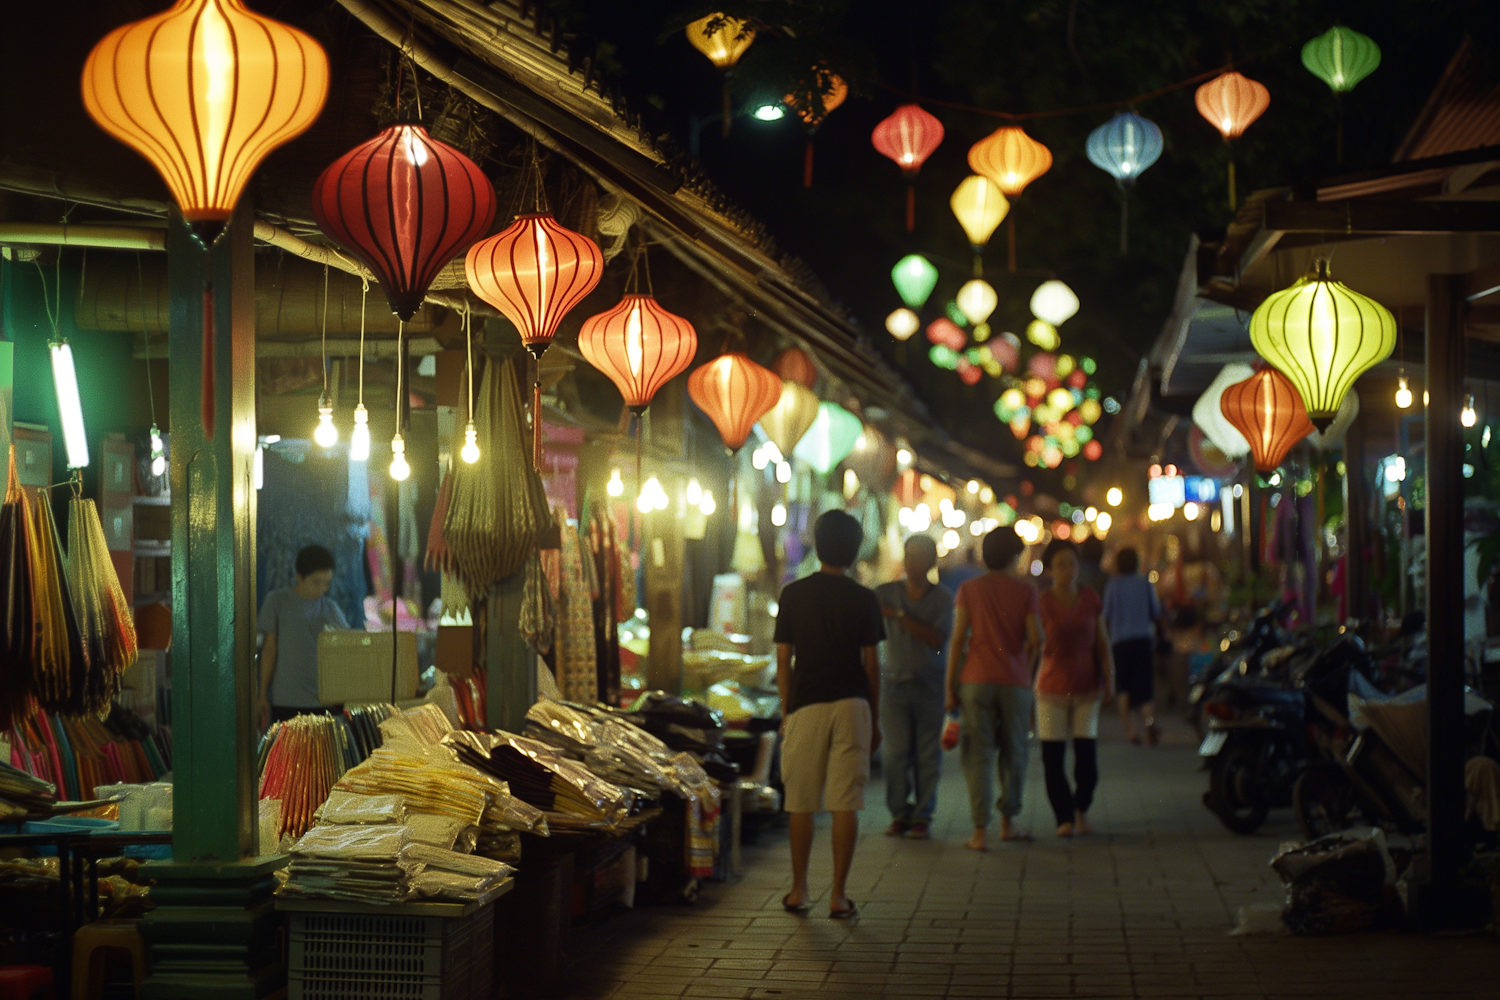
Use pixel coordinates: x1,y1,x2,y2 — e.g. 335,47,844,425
1085,111,1163,254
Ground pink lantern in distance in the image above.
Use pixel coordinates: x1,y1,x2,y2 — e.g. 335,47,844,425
926,318,966,351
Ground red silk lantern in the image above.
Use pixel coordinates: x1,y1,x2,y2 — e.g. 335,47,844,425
688,353,782,452
956,359,982,386
773,346,817,389
313,125,496,321
926,318,966,351
872,104,945,231
577,295,697,415
1082,440,1103,461
1219,368,1312,473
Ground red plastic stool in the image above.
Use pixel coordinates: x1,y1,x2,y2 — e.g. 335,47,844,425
0,965,55,1000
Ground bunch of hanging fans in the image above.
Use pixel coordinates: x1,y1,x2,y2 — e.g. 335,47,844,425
0,446,138,728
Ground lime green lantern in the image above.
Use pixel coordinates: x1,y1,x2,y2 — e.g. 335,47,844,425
1249,259,1395,428
793,401,864,474
892,254,939,309
1302,26,1381,93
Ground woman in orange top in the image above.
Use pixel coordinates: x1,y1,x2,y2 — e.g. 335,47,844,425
1036,545,1114,837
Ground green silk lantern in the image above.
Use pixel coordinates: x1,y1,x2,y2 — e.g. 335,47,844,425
892,254,939,309
1302,26,1381,93
1249,259,1395,428
794,401,863,474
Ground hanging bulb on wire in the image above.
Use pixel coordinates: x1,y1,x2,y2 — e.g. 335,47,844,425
1461,393,1477,428
149,423,166,477
461,420,481,464
350,404,371,462
389,433,411,481
1394,375,1412,409
314,394,339,448
607,468,624,497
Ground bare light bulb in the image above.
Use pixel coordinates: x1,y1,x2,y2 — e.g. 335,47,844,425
349,404,371,462
700,490,716,516
686,477,703,506
1394,375,1412,410
770,503,787,527
1462,394,1477,428
314,398,339,448
149,423,166,477
775,460,791,484
607,468,624,497
460,421,480,464
389,433,411,481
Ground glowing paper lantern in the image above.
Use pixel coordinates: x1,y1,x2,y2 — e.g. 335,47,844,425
968,127,1052,196
872,104,945,231
955,280,998,326
757,381,821,458
926,318,966,351
1086,112,1163,187
950,175,1009,249
1195,71,1270,141
794,402,864,474
313,125,496,321
1083,440,1103,461
785,69,848,187
1219,368,1314,473
467,214,603,355
1030,280,1079,325
892,254,939,309
82,0,329,245
1026,320,1060,351
844,425,897,489
685,13,755,69
1302,26,1381,93
929,345,960,370
991,332,1020,372
1249,259,1395,427
1009,414,1031,439
957,360,982,386
1078,399,1102,425
886,308,920,341
1192,363,1253,458
578,295,697,415
773,346,818,388
689,352,782,452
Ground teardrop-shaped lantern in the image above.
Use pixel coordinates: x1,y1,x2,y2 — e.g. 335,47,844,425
685,13,755,69
793,402,863,475
689,352,783,452
82,0,329,245
967,127,1052,197
872,104,945,231
1195,71,1270,141
950,175,1009,249
773,346,817,389
956,279,997,326
1192,363,1254,459
1086,112,1163,188
1248,259,1395,428
1302,26,1381,93
991,332,1020,372
926,318,966,351
577,295,697,415
466,213,604,355
1219,368,1313,473
757,381,820,458
1030,280,1079,326
314,125,496,321
892,254,939,309
886,308,920,341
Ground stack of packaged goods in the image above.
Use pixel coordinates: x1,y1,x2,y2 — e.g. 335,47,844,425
443,729,632,833
524,699,711,800
0,761,55,819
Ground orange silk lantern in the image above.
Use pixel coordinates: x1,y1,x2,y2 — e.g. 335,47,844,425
967,127,1051,271
467,213,603,464
578,295,697,416
686,14,756,138
1218,368,1313,473
1195,70,1270,209
871,104,945,231
785,69,848,188
82,0,329,247
689,353,783,452
773,346,817,389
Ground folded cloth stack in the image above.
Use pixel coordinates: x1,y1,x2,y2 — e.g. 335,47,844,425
0,761,56,818
408,843,515,903
280,824,420,904
445,730,631,829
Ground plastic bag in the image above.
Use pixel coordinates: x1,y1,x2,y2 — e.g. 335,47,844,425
291,823,411,861
317,790,407,826
405,842,514,879
1272,828,1402,935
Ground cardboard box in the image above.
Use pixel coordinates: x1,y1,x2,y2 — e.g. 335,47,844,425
317,630,419,706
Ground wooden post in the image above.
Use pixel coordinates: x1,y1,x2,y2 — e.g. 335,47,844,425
1419,273,1473,926
487,572,537,733
1343,412,1367,623
645,381,685,693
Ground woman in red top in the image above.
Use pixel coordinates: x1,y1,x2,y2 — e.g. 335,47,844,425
1036,544,1114,837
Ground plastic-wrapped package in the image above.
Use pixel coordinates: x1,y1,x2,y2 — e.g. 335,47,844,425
444,730,631,826
406,843,514,879
405,812,472,851
96,782,173,831
291,823,411,861
317,791,407,826
524,699,597,755
334,745,494,824
410,868,505,903
483,792,547,834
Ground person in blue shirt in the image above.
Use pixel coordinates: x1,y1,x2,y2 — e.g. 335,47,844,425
257,545,349,729
1101,548,1162,745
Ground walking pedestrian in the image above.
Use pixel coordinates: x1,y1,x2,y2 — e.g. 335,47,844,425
876,535,953,839
946,529,1041,851
1102,547,1162,745
1036,544,1115,838
774,510,884,918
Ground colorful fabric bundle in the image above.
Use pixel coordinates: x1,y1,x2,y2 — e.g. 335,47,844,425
67,497,137,702
6,704,168,800
27,493,88,715
257,714,352,842
0,760,56,819
0,448,36,729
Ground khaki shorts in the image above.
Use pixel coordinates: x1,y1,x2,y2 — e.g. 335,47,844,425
781,697,872,813
1036,693,1101,741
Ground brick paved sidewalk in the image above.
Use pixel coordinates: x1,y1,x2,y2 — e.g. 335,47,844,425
557,717,1498,999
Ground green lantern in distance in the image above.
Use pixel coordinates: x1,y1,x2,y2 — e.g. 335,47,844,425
892,254,939,309
1302,26,1381,93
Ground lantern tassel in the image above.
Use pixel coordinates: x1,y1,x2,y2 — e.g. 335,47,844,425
722,78,732,138
201,282,215,440
1120,191,1129,256
1227,156,1237,212
803,139,814,189
533,372,543,471
635,411,643,490
905,183,916,233
1006,214,1017,273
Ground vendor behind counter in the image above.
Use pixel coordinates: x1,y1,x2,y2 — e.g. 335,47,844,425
258,544,351,728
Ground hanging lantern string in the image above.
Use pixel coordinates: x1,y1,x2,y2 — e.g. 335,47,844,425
464,301,475,426
321,263,330,399
875,54,1261,122
358,278,368,405
137,252,157,427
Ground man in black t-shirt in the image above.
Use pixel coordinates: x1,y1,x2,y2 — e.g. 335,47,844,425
774,510,885,919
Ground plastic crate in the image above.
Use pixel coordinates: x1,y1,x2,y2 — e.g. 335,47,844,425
288,904,491,1000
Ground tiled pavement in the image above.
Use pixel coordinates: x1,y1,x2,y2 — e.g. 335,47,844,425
557,717,1499,999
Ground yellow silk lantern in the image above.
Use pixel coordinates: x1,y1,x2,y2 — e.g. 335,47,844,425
685,14,755,68
950,175,1009,248
955,280,998,326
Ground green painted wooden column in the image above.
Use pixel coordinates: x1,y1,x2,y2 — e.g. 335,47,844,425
487,573,537,733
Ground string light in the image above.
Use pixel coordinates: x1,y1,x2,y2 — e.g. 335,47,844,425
700,490,716,516
1462,394,1477,428
770,503,787,527
1395,375,1412,409
686,478,703,505
461,304,480,464
389,433,410,481
149,424,165,477
349,279,371,461
607,468,625,497
1106,487,1123,506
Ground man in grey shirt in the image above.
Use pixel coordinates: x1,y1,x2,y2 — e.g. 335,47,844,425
876,535,954,839
257,545,349,729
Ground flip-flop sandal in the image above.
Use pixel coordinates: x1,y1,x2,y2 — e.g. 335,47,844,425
829,899,858,919
782,894,809,914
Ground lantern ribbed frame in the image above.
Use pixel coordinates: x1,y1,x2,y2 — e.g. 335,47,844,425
773,347,817,389
689,352,782,451
1195,71,1270,141
577,294,697,413
686,14,755,69
892,254,939,309
758,381,821,458
1302,26,1381,93
313,125,496,321
872,104,945,176
1248,260,1396,425
465,213,603,353
793,402,863,475
950,175,1009,247
1085,112,1164,187
967,127,1052,196
1219,368,1313,473
82,0,328,230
